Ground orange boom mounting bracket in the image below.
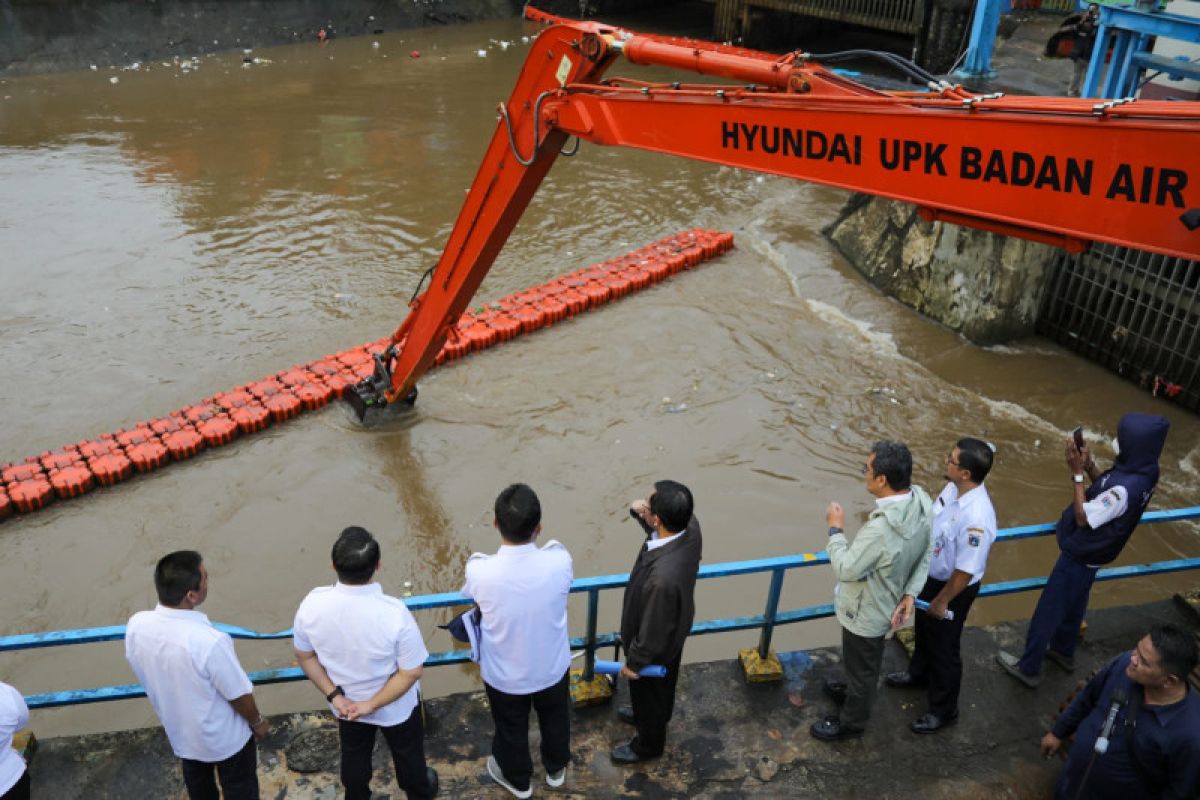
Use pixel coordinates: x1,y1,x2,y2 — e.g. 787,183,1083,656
345,9,1200,420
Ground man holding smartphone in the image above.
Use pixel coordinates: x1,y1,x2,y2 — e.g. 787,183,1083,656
998,412,1170,687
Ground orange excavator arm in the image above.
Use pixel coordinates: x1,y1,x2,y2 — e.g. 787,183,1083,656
345,11,1200,419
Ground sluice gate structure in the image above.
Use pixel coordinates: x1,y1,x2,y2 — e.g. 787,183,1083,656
1039,247,1200,414
711,0,973,72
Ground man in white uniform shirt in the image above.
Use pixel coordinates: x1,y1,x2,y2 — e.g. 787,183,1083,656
0,681,29,800
885,438,997,734
125,551,269,800
462,484,573,799
293,526,437,800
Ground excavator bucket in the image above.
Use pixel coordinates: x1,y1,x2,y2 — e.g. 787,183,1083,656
344,348,417,423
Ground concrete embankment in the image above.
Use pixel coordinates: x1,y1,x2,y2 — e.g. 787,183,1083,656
0,0,639,77
29,598,1198,798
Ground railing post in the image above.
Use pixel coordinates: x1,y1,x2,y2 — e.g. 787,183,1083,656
584,589,599,681
757,568,786,659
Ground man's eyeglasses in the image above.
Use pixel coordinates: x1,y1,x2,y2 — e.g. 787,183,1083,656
945,453,962,468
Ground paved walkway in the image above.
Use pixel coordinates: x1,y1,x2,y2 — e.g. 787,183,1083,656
988,12,1076,96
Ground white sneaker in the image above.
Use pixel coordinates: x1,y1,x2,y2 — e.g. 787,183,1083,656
546,767,566,788
487,755,532,799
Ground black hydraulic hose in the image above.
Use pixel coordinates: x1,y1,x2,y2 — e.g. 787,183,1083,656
802,49,939,85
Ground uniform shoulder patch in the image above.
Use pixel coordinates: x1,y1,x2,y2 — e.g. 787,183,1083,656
966,528,983,547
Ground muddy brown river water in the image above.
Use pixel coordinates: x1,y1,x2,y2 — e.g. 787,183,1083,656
1,15,1198,738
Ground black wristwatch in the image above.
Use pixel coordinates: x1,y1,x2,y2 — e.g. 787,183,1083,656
326,685,345,702
828,526,844,537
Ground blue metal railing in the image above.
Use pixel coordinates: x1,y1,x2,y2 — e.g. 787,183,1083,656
4,507,1198,709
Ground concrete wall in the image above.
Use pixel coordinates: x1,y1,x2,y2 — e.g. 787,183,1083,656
0,0,686,77
826,193,1060,344
0,0,527,76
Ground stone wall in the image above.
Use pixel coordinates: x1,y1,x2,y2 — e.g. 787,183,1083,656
826,193,1060,344
0,0,521,76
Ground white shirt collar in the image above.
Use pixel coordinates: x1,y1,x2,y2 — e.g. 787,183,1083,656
957,483,985,507
875,490,911,509
646,528,685,551
495,542,538,556
154,604,209,623
333,581,383,595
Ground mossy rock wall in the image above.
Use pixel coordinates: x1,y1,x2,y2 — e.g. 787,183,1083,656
826,193,1059,344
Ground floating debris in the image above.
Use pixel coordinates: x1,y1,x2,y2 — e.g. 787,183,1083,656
109,76,119,85
476,49,488,58
665,403,688,414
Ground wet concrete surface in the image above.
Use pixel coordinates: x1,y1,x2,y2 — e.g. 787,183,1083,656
987,13,1077,97
31,598,1199,798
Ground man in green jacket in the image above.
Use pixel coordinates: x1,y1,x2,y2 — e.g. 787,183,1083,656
812,440,933,742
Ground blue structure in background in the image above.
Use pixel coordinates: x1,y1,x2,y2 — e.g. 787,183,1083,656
955,0,1006,80
1084,3,1200,98
954,0,1200,96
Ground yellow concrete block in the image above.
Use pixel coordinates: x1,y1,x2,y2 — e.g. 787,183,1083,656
13,730,36,762
738,647,784,683
569,667,613,708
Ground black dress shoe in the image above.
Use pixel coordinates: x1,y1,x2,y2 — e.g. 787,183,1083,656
427,766,440,797
611,742,655,764
810,716,864,742
617,705,636,725
884,671,924,688
910,712,958,734
822,679,848,704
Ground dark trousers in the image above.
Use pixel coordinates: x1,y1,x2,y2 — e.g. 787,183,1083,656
484,671,571,792
1018,552,1098,676
338,706,435,800
1,770,30,800
629,655,683,757
179,735,258,800
909,577,981,718
841,628,886,730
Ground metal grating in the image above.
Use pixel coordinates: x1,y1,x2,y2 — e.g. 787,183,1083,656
744,0,923,34
1038,245,1200,412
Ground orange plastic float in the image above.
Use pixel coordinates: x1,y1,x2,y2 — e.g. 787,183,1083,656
0,229,733,518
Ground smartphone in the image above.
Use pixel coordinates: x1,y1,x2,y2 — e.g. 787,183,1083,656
1072,426,1085,448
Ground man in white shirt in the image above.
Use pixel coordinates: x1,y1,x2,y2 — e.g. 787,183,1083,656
125,551,269,800
293,527,437,800
462,484,573,799
885,437,997,734
0,681,29,800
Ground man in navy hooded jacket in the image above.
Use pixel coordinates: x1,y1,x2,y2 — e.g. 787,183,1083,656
997,412,1170,687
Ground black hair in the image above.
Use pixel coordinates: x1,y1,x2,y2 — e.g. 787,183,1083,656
650,480,693,534
870,441,912,491
332,526,381,584
1148,624,1199,681
956,437,994,484
155,550,203,606
494,484,542,543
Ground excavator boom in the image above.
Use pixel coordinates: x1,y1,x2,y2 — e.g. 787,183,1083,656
345,10,1200,419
